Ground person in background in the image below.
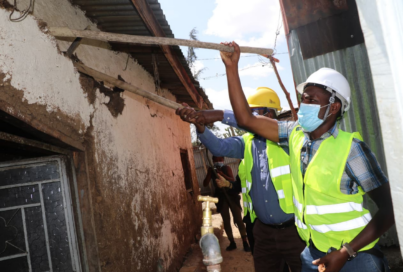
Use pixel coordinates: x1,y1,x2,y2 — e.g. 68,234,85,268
203,156,250,252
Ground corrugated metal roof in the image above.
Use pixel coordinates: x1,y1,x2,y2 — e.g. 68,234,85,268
71,0,212,109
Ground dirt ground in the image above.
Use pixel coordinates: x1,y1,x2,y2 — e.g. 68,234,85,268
179,204,254,272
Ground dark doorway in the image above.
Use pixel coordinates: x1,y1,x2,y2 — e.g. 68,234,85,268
180,149,193,193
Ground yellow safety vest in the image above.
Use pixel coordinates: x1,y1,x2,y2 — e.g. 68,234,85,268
238,133,294,223
289,126,378,252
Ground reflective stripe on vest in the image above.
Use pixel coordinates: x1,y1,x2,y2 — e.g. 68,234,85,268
293,196,303,213
309,213,372,233
295,215,307,229
277,189,285,199
306,202,364,215
270,165,290,178
289,126,378,253
238,133,293,223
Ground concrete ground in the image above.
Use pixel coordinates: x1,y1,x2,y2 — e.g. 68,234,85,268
382,246,403,272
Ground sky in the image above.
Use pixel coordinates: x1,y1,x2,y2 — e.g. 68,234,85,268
158,0,299,132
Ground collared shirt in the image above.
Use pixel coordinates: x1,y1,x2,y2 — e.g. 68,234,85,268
278,121,388,194
198,110,292,224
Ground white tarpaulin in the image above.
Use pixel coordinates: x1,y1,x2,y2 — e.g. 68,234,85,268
356,0,403,255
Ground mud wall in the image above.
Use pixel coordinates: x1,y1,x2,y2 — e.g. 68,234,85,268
0,1,202,271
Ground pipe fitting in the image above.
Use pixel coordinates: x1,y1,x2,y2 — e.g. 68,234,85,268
199,233,223,266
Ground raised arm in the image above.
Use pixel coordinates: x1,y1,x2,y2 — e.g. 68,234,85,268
220,42,279,142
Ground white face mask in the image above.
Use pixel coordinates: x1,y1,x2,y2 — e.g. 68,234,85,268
214,162,224,168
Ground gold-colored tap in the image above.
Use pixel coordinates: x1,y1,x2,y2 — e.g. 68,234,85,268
198,195,219,236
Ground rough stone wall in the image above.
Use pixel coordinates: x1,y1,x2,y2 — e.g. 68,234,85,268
0,1,202,271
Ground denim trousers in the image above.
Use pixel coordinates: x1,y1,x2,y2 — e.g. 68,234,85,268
300,244,390,272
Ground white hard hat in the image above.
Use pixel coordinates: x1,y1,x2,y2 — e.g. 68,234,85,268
297,68,351,112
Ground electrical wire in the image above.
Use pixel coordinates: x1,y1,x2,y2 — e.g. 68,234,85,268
201,63,272,80
197,52,288,61
9,0,34,22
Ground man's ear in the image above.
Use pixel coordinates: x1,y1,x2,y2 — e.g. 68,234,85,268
330,102,341,115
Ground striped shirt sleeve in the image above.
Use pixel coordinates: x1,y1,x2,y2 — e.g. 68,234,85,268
344,139,389,193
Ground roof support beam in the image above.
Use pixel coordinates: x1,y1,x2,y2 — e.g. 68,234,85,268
130,0,205,109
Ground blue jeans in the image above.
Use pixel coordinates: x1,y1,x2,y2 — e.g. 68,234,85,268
300,244,390,272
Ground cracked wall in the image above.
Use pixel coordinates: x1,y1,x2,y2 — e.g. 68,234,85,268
0,1,202,271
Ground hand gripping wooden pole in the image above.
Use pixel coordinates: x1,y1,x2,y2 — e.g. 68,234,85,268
49,27,274,56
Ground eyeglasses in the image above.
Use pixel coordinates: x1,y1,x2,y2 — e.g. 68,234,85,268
251,107,270,116
251,107,267,113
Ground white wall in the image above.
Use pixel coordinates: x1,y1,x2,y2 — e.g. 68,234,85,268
356,0,403,255
0,1,200,271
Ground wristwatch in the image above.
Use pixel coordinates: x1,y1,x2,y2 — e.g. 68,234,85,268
342,243,357,261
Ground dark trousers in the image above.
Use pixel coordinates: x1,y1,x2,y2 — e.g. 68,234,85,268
253,219,305,272
243,212,255,253
220,198,247,241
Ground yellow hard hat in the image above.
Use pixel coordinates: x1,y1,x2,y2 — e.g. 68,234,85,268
247,87,282,110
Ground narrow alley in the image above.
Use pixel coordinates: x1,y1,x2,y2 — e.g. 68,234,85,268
180,203,254,272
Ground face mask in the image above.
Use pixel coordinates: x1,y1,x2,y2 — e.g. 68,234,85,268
297,103,329,132
214,162,224,168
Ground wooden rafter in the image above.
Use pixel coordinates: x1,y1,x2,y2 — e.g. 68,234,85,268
130,0,205,109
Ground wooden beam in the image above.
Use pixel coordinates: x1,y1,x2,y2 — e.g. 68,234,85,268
126,0,205,109
48,27,274,56
74,62,182,110
0,132,72,155
144,3,202,108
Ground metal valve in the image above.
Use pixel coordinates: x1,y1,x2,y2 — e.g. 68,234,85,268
198,195,218,236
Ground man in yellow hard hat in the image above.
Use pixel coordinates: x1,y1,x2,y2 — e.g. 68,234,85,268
176,87,305,272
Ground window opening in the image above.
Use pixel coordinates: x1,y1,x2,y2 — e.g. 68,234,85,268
180,149,193,193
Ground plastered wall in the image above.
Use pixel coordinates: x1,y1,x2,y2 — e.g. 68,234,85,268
0,1,202,271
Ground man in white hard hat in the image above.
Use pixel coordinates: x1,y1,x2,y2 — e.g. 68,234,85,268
219,42,394,272
176,87,305,272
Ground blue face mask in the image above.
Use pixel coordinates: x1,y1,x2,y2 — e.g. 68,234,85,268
214,162,224,168
297,103,328,132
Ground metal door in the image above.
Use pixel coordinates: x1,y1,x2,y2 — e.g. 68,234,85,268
0,156,81,272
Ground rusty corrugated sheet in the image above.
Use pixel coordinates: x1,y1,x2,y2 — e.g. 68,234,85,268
281,0,348,31
287,30,400,246
282,0,364,59
70,0,213,109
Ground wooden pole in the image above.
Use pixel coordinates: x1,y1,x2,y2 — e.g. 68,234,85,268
49,27,274,56
73,62,182,110
268,56,298,121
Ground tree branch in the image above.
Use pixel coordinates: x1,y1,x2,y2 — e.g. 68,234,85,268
267,56,298,121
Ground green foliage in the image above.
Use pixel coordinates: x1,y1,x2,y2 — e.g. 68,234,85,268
186,27,206,81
